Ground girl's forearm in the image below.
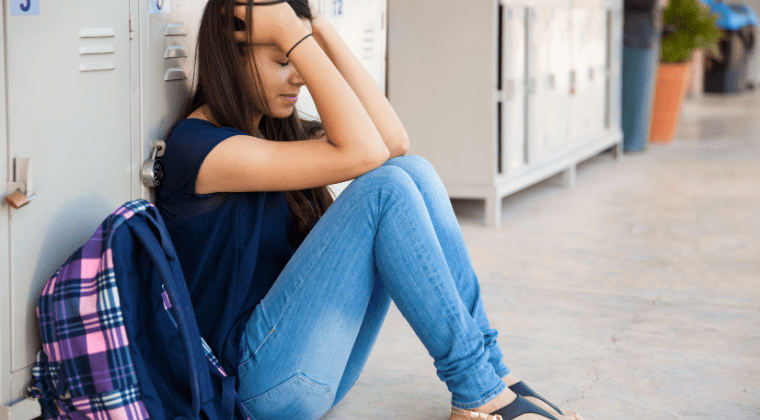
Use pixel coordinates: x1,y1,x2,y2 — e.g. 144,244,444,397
288,31,389,165
312,20,409,157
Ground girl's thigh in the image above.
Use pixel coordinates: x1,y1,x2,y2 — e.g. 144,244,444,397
237,168,400,419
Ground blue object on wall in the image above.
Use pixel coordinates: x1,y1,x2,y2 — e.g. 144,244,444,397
700,0,758,30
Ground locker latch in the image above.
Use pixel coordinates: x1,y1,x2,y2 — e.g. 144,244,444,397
4,157,35,209
142,140,166,188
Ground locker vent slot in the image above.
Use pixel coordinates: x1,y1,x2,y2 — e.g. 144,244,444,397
362,28,375,61
497,5,504,91
79,45,115,55
497,102,503,174
165,46,188,59
80,28,115,38
80,62,115,72
165,23,188,36
165,68,188,81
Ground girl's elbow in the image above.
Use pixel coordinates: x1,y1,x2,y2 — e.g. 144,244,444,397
354,143,389,171
374,144,392,165
389,133,410,157
397,134,410,156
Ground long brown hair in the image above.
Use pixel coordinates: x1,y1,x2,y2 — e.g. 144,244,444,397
184,0,333,233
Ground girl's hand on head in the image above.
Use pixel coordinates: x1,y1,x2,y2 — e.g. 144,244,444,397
307,0,327,30
233,1,309,51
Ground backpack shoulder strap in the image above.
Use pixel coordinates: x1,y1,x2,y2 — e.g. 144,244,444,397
125,208,215,417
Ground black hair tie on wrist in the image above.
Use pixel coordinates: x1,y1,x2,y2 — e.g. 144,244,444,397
286,33,312,57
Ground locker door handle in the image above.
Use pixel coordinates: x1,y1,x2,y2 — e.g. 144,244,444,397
5,157,34,209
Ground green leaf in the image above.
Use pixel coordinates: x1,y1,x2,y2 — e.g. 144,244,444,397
660,0,721,63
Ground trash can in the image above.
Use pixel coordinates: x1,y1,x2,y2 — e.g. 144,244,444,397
622,0,663,152
701,0,758,93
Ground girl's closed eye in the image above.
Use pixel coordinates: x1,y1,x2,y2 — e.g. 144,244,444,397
277,61,290,67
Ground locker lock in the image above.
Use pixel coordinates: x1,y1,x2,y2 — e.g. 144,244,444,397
4,157,35,209
142,141,166,188
4,189,35,209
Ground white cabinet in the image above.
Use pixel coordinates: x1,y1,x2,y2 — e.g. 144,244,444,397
388,0,623,227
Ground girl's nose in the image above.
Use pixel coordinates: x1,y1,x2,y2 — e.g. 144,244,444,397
290,68,305,87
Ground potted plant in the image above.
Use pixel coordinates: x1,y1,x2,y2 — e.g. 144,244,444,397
649,0,722,143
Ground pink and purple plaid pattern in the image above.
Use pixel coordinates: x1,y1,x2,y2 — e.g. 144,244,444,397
34,200,237,419
36,200,153,419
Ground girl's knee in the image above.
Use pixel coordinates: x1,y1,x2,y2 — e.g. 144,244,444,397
385,155,438,182
353,164,415,192
386,154,432,171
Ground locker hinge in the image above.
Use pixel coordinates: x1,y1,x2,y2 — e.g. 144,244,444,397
129,14,135,39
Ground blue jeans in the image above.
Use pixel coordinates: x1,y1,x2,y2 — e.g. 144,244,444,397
238,156,510,419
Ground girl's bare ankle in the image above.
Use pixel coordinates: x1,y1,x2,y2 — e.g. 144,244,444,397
474,387,517,414
501,373,520,387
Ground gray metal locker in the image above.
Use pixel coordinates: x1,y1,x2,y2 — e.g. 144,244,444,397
546,6,572,157
526,6,556,165
1,0,134,411
0,0,205,413
569,7,592,147
587,8,609,137
501,5,527,175
388,0,623,227
607,7,623,133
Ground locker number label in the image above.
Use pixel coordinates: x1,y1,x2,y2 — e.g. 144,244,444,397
331,0,343,18
149,0,171,15
12,0,40,16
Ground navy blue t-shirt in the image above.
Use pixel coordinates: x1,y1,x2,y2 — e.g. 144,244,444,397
156,118,302,375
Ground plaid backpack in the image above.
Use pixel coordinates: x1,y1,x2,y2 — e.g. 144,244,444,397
30,200,249,420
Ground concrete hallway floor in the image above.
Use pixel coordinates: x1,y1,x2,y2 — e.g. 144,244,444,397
323,89,760,420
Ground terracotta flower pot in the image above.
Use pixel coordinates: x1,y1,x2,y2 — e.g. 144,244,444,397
649,62,692,143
